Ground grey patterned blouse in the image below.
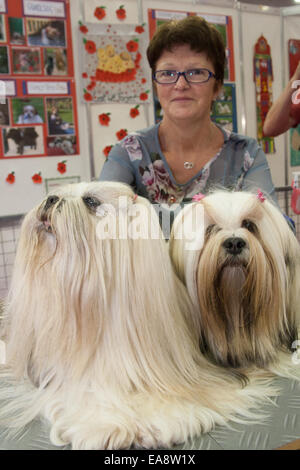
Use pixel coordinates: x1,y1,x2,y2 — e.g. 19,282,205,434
99,122,278,208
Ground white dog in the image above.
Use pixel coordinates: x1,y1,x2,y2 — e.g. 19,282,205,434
170,190,300,379
0,183,279,450
17,105,43,124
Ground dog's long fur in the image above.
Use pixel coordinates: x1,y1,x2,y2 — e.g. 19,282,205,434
170,190,300,377
0,183,279,449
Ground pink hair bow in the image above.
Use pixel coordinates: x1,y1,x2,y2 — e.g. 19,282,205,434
257,189,265,203
192,193,205,202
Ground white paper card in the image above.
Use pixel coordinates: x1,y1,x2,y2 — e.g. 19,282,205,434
0,80,16,98
0,0,6,13
27,81,69,95
23,0,65,18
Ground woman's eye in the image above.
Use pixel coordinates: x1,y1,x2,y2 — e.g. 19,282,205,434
189,69,205,76
205,224,216,238
162,70,175,77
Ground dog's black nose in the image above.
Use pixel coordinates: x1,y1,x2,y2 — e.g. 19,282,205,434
223,237,246,255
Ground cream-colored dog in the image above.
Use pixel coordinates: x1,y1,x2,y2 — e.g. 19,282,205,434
0,183,279,449
170,190,300,378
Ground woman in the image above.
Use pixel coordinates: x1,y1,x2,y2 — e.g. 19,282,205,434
99,16,282,224
263,60,300,137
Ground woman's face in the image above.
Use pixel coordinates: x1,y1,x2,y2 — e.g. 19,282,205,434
154,44,220,125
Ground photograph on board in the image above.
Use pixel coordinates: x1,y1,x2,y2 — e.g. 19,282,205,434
2,125,44,157
0,99,9,125
46,97,75,135
12,97,45,124
0,45,9,73
47,135,77,156
26,18,66,47
0,14,6,43
8,17,25,45
44,47,68,76
11,47,41,74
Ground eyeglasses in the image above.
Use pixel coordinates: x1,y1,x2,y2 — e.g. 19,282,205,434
153,68,216,84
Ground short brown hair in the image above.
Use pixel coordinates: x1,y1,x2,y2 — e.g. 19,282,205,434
146,16,226,85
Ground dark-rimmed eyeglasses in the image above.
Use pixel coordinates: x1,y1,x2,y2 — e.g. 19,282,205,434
153,68,216,84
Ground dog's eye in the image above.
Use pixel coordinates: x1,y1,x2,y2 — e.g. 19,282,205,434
44,195,59,211
205,224,216,238
82,196,101,210
242,219,257,233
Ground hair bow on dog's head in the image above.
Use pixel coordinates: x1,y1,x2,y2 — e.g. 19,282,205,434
256,189,266,203
192,193,206,202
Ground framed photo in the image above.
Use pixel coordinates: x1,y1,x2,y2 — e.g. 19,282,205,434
0,14,6,42
0,0,6,14
47,135,77,155
0,98,9,125
45,176,80,195
44,47,68,76
26,18,66,47
11,97,45,124
46,97,75,136
2,125,44,157
8,17,26,45
0,45,9,73
11,47,41,74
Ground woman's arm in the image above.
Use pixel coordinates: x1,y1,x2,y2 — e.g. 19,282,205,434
263,61,300,137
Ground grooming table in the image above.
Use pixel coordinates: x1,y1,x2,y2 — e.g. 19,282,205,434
0,376,299,450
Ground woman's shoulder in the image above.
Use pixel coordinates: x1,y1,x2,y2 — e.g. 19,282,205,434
221,127,262,158
225,127,259,146
121,123,159,144
110,123,160,163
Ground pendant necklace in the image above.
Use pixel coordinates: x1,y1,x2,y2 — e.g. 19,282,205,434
183,161,194,170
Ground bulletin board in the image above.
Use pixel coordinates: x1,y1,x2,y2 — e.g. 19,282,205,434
0,0,79,160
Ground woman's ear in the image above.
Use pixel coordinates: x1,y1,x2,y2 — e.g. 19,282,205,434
213,81,222,100
152,80,157,97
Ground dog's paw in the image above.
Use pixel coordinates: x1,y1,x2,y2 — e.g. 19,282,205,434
50,424,137,450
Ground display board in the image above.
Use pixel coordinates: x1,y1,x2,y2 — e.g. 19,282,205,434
0,0,79,160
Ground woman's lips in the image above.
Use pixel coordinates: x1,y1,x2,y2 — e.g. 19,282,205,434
171,97,193,101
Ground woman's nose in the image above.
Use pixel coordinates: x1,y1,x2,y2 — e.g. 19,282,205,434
174,74,190,89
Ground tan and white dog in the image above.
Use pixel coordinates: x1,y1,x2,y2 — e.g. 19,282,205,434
0,183,280,449
170,190,300,377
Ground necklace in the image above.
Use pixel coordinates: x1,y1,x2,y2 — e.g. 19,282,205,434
184,161,194,170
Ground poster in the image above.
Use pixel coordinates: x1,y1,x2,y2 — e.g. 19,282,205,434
80,23,151,104
0,0,79,159
253,35,275,154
